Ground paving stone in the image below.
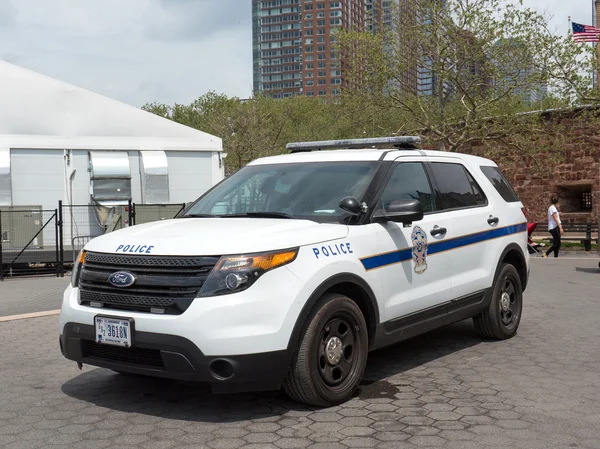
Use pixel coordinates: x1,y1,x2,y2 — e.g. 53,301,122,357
1,258,600,449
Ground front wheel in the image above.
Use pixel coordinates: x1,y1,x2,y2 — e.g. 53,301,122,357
283,293,368,407
473,263,523,339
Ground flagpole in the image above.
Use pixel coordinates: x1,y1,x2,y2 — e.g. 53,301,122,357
596,1,600,91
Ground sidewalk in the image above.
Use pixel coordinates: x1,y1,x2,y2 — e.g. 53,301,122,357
0,276,70,317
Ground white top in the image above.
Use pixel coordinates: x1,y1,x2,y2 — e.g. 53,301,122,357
548,205,560,230
0,60,222,152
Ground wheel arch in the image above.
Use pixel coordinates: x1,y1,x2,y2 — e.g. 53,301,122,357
286,273,380,354
496,243,528,291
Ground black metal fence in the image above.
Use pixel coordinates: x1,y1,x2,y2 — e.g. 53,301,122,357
0,201,186,280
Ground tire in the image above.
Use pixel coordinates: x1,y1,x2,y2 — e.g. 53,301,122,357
283,293,369,407
473,263,523,340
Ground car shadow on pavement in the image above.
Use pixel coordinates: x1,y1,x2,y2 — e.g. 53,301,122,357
575,266,600,274
60,319,485,422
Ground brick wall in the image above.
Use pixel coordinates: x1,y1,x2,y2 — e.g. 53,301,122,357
469,113,600,225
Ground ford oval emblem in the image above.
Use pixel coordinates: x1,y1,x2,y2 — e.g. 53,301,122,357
108,272,136,288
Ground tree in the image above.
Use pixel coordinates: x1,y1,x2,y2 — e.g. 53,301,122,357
337,0,597,152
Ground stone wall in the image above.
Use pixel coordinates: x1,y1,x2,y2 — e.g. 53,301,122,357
469,113,600,225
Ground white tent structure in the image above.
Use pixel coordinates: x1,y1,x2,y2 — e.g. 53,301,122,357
0,60,224,210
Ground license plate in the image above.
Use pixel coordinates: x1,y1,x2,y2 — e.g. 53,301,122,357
94,316,132,347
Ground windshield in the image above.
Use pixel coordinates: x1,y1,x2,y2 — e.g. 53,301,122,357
182,162,378,223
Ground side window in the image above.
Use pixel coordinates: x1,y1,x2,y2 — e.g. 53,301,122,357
379,162,436,213
480,166,519,202
429,162,487,210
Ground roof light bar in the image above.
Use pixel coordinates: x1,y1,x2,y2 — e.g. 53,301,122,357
286,136,421,153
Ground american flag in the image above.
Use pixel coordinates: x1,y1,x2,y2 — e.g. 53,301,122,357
572,22,600,42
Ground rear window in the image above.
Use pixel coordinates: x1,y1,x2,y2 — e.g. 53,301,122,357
480,166,519,202
429,162,487,210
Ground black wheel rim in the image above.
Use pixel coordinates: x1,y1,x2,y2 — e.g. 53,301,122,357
317,313,360,387
499,274,520,328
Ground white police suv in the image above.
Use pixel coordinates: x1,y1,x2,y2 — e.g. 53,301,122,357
60,136,530,407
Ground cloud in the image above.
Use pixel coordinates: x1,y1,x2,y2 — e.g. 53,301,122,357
0,0,18,28
145,0,251,42
0,0,252,107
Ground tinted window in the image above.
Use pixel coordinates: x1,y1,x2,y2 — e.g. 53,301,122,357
379,162,436,213
429,162,487,210
480,166,519,203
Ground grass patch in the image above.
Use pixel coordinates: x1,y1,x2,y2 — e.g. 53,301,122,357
537,239,598,251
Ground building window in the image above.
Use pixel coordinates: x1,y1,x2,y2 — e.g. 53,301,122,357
318,79,326,85
582,191,593,209
306,80,314,86
318,70,326,77
318,90,327,96
306,91,315,96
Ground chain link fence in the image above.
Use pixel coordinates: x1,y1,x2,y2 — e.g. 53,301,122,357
0,208,60,278
0,202,187,279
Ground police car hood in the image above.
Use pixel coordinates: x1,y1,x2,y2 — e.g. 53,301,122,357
83,218,349,256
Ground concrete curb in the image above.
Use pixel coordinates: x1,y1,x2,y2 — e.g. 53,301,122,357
0,309,60,322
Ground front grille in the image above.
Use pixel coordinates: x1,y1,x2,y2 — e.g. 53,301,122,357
79,252,219,314
82,340,165,368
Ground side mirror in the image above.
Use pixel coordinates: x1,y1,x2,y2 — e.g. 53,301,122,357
339,196,363,215
372,199,424,224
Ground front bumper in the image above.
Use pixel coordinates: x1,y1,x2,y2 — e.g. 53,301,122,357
59,323,290,393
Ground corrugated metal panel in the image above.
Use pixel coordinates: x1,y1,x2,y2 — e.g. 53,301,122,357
140,151,169,204
0,148,11,206
89,151,131,201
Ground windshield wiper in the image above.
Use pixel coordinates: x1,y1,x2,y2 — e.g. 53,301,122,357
182,214,219,218
222,212,295,219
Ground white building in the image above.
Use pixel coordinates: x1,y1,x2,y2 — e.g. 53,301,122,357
0,61,225,257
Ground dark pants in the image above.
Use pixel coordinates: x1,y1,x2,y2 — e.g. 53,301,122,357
546,227,561,257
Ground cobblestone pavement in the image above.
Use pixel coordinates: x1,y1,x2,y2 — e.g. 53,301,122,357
0,276,70,317
0,258,599,449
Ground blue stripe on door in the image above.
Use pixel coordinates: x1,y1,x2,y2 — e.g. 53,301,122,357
359,222,527,271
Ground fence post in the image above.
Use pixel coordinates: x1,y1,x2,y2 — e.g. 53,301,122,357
0,209,3,282
54,209,60,278
58,201,65,277
132,201,136,226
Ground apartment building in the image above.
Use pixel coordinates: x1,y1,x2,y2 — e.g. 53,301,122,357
252,0,365,98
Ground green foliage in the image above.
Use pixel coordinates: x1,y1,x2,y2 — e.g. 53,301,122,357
337,0,596,152
142,1,597,173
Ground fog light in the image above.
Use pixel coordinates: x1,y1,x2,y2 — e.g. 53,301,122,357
225,273,249,290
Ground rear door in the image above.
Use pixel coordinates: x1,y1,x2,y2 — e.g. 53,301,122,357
425,160,497,299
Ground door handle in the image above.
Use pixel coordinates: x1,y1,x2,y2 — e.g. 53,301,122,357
487,216,499,225
430,227,447,237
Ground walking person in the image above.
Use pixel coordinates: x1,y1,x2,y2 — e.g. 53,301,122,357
543,195,563,258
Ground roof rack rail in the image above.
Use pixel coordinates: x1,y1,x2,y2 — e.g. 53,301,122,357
286,136,421,153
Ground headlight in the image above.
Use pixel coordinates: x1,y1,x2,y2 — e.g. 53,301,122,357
71,249,86,287
198,248,298,297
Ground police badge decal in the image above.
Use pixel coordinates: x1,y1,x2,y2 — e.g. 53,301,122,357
411,226,428,274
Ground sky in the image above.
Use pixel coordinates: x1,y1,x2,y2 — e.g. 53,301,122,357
0,0,595,108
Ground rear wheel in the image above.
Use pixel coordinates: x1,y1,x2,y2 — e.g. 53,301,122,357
283,293,368,407
473,263,523,339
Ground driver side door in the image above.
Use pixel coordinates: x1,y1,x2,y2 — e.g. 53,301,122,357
370,160,455,325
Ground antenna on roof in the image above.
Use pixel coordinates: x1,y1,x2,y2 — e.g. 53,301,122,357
286,136,422,153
